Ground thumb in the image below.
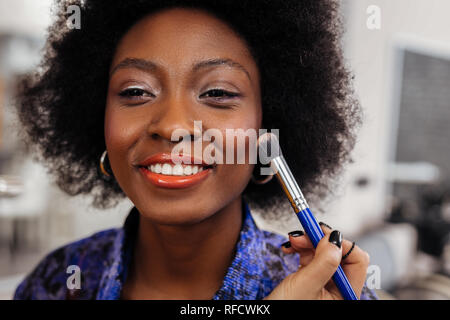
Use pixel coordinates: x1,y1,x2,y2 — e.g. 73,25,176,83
295,230,343,295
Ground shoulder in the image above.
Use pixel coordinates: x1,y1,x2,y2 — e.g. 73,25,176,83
13,228,120,300
256,229,299,296
360,285,379,300
260,229,299,272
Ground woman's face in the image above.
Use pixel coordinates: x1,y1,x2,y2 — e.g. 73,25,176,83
105,8,262,224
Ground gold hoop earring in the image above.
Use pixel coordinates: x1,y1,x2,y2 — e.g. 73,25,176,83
100,150,112,177
251,171,274,185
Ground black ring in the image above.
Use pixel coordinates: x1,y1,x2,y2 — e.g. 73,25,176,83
342,241,356,260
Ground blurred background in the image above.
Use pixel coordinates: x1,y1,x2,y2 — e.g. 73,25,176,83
1,0,450,299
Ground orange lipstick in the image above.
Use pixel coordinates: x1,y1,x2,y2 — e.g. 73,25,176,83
137,153,212,189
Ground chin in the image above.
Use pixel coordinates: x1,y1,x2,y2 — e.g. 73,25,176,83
135,199,217,226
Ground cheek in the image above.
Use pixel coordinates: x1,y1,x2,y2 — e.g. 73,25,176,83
220,107,262,163
214,111,261,186
104,104,141,172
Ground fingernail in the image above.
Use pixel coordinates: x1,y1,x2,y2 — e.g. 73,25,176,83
282,241,291,248
288,230,304,237
329,230,342,248
319,221,332,229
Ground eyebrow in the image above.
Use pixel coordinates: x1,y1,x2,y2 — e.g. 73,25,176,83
110,57,251,81
192,58,251,81
110,58,157,76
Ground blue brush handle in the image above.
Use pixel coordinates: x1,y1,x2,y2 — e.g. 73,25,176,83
296,207,358,300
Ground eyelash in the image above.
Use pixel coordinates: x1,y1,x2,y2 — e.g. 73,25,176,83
118,88,240,106
199,89,240,100
119,88,154,99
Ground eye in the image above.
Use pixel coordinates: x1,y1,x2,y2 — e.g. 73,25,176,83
119,87,155,99
199,89,240,100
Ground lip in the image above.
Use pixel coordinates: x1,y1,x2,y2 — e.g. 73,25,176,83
137,153,209,167
136,153,213,189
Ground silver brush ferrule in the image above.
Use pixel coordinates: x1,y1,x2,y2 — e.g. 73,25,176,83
270,156,309,212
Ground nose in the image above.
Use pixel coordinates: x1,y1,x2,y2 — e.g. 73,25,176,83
147,96,196,144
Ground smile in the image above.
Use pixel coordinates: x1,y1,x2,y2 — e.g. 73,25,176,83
147,163,205,176
137,153,214,189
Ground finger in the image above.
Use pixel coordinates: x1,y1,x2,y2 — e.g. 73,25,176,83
319,221,332,230
281,239,316,268
289,233,314,250
290,230,343,295
288,222,333,251
281,241,314,261
281,242,316,266
289,224,370,299
317,224,363,266
289,225,357,263
315,224,369,298
318,237,370,299
341,241,366,265
281,241,296,254
298,249,315,266
287,225,356,266
340,243,370,297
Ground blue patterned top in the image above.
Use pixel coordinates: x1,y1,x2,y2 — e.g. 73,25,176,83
13,202,378,300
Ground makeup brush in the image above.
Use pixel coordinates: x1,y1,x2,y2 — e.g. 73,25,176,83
257,132,358,300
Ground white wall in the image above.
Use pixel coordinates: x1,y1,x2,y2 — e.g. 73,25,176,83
0,0,52,37
316,0,450,238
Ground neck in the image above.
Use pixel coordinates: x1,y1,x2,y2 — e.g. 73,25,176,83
125,196,244,299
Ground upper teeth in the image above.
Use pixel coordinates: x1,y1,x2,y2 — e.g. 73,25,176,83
147,163,204,176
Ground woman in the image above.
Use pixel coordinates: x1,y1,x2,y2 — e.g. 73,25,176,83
13,0,377,300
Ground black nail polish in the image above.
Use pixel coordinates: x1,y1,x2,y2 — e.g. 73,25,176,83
282,241,291,248
288,230,304,237
329,230,342,248
319,221,332,229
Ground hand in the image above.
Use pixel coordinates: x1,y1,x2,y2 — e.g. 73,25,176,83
264,223,370,300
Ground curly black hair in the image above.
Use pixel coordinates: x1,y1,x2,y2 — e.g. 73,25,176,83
15,0,361,210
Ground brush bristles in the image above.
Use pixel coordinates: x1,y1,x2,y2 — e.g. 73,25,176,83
257,132,282,160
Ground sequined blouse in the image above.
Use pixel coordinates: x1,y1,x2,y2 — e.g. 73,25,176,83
13,202,378,300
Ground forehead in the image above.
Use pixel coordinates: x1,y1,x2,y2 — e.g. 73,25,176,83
111,7,258,78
